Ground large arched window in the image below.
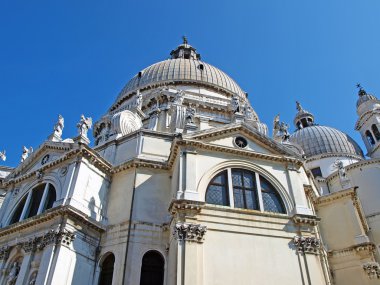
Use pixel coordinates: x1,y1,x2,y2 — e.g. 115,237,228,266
366,130,376,146
372,124,380,141
98,253,115,285
9,183,57,225
140,251,164,285
206,168,286,214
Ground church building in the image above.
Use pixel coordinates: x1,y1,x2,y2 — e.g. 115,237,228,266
0,39,379,285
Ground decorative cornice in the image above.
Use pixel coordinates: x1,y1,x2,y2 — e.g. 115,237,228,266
169,200,205,216
328,242,375,258
304,152,363,163
112,158,169,174
293,235,320,254
3,145,112,187
363,262,380,279
184,123,303,159
292,214,320,226
355,109,380,130
0,205,106,238
173,222,207,243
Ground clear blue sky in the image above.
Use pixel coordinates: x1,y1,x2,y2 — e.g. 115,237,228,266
1,0,380,167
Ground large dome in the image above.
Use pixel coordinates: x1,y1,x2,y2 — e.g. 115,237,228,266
289,125,364,158
117,59,246,99
110,40,247,111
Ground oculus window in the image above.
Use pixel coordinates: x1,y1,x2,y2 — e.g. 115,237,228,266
206,168,286,214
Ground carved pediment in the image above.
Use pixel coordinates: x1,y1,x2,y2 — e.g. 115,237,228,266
183,123,302,158
6,141,74,180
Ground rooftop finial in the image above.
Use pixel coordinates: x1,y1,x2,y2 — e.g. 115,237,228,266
296,101,303,112
182,35,188,45
356,83,367,97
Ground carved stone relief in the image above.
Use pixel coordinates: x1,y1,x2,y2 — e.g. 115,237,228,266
363,262,380,279
173,223,207,243
293,235,320,254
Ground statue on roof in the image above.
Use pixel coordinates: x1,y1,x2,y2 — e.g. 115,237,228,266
53,114,64,139
182,36,188,45
273,114,289,142
185,104,196,125
231,95,241,113
21,146,33,163
173,90,185,105
135,90,143,109
0,150,6,161
77,115,92,138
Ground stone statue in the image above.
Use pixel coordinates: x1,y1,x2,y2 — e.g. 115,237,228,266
173,90,185,105
334,159,350,188
273,114,289,142
53,114,64,138
0,150,6,161
231,95,241,113
21,146,33,162
6,261,20,285
185,104,196,125
77,115,92,138
244,104,254,120
135,90,142,109
28,272,37,285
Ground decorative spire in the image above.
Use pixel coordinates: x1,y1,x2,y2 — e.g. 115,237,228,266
356,83,367,97
182,35,188,45
296,101,303,112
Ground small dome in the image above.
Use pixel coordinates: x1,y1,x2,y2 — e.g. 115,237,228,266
289,125,364,158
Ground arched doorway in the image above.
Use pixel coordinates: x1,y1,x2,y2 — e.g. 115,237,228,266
140,251,164,285
98,253,115,285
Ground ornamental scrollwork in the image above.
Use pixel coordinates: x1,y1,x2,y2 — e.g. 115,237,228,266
293,235,320,254
0,246,10,260
173,223,207,243
363,262,380,279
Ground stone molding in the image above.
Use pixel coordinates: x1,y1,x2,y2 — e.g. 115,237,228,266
173,223,207,243
293,235,320,254
328,242,375,258
169,200,205,216
292,214,320,226
12,229,76,254
0,205,106,238
3,144,112,187
363,262,380,279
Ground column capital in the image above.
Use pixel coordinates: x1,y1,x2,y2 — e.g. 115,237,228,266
173,222,207,243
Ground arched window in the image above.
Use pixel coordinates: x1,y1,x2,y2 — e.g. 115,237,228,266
205,170,229,206
140,251,164,285
9,183,57,225
205,168,286,214
366,130,376,146
98,253,115,285
372,124,380,141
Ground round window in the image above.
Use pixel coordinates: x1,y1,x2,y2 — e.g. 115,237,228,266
234,136,248,148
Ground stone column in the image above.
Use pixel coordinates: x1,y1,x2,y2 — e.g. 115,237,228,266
35,244,56,285
173,222,207,285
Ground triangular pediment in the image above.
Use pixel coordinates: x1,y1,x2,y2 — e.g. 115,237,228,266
9,141,74,179
184,123,302,158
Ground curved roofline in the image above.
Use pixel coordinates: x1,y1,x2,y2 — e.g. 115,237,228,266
109,58,247,112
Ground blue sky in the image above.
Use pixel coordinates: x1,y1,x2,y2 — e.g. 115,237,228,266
1,0,380,166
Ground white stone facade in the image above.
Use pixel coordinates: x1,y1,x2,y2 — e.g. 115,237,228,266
0,40,379,285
